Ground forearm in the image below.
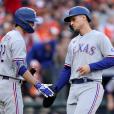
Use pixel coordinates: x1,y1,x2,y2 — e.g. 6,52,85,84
18,64,54,97
23,70,38,85
53,65,71,92
89,57,114,72
18,65,38,85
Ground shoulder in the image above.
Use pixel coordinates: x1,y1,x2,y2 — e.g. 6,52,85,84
91,30,110,42
91,30,102,36
92,30,108,38
92,30,112,48
69,35,79,46
7,30,25,43
66,36,78,51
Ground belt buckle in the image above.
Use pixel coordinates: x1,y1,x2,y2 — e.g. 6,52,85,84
83,78,87,83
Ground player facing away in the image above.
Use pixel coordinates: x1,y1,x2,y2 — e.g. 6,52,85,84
0,7,54,114
43,6,114,114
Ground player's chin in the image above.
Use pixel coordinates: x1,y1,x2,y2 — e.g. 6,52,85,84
74,28,79,33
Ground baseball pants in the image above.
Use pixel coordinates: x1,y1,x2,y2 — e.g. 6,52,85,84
67,82,104,114
0,78,23,114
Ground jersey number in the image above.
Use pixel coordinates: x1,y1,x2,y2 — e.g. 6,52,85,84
0,44,6,59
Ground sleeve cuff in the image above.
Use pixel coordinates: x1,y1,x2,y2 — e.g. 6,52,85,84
18,65,27,76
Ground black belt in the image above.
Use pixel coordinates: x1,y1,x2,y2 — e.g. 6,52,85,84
2,76,9,80
71,78,94,84
0,75,22,83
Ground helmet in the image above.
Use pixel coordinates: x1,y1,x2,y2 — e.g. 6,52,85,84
64,6,91,22
14,7,39,33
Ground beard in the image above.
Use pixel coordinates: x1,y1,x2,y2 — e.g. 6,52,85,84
69,25,79,37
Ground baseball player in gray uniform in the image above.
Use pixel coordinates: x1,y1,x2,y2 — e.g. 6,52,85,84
0,7,54,114
43,6,114,114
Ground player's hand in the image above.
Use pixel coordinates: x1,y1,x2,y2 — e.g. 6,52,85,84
34,82,54,98
43,85,57,108
76,65,90,75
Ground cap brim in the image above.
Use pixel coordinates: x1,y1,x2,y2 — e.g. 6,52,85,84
34,16,43,24
64,14,91,22
64,15,74,22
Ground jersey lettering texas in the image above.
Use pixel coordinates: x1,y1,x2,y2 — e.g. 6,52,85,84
73,43,96,55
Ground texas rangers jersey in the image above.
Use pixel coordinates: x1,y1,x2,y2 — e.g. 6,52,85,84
65,30,114,80
0,30,26,79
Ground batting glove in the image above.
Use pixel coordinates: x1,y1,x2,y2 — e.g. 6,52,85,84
34,82,54,98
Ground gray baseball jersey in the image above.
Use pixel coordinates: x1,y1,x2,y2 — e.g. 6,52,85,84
65,30,114,81
0,30,26,80
0,29,26,114
65,30,114,114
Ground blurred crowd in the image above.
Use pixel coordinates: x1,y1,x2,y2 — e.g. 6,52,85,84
1,0,114,114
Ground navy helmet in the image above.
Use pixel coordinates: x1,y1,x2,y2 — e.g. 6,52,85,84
14,7,39,33
64,6,91,22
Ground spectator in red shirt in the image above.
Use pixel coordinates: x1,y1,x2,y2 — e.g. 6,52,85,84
4,0,22,14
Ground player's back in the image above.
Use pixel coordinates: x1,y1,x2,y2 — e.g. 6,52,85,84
0,30,26,79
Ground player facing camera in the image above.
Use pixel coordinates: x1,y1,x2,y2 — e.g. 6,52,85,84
64,6,92,35
43,5,114,114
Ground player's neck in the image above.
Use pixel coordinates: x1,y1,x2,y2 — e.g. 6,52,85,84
79,24,92,36
15,26,25,37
